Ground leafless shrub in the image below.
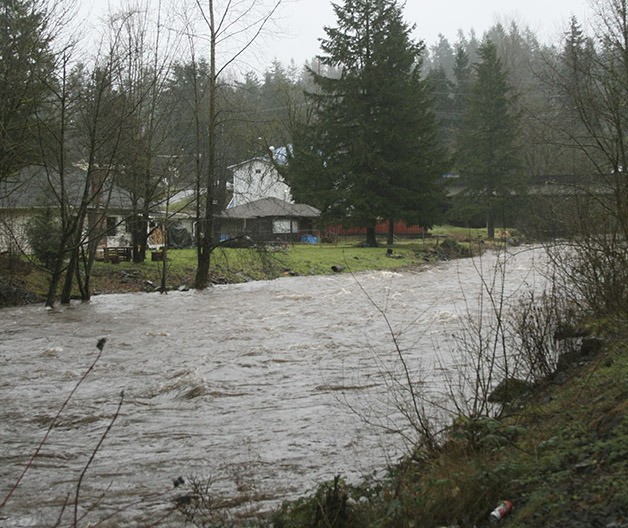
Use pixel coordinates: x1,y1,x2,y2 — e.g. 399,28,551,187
346,273,442,455
174,468,270,528
175,475,233,527
508,286,582,382
548,237,628,328
343,247,556,457
439,248,517,422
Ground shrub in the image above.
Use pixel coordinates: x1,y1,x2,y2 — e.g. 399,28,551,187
509,288,581,382
25,208,62,270
272,476,361,528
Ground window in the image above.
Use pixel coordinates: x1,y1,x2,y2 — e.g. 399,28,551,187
273,219,298,234
106,216,117,236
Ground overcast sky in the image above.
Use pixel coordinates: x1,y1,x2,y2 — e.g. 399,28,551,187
269,0,593,62
80,0,594,71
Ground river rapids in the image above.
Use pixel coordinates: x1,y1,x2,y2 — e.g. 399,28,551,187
0,246,548,526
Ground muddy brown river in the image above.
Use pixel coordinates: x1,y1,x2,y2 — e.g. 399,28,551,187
0,247,548,526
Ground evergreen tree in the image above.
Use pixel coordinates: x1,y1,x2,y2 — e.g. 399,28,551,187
484,22,555,178
558,5,628,238
429,34,455,78
451,46,471,129
285,0,446,246
425,65,454,151
454,39,522,238
260,60,307,150
454,29,480,65
0,0,55,181
559,16,598,163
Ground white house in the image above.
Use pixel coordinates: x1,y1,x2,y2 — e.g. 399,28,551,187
0,166,135,254
227,154,292,208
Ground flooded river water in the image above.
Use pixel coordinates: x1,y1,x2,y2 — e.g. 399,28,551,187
0,247,548,526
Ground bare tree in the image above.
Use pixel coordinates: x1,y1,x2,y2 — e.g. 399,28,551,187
188,0,283,290
107,0,183,264
26,2,116,308
540,0,628,323
35,13,140,306
58,52,133,304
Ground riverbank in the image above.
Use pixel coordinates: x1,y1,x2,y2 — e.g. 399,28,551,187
0,233,483,307
269,331,627,527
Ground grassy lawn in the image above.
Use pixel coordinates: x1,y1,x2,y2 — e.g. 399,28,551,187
144,240,434,285
158,229,489,284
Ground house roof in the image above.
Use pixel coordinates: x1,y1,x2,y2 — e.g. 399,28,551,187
0,166,135,211
221,197,319,219
226,146,290,171
227,156,270,171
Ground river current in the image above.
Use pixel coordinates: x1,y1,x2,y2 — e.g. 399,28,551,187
0,247,548,526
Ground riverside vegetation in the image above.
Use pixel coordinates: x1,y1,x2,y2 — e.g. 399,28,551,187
1,228,626,527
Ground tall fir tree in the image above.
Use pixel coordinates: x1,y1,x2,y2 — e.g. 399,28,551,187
284,0,446,246
454,39,522,238
451,46,471,135
0,0,55,181
429,34,455,78
425,65,454,153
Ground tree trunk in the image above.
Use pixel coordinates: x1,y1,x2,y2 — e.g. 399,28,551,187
195,0,217,290
486,204,495,239
60,246,79,304
140,211,149,262
386,218,395,246
81,243,98,302
45,262,64,308
195,220,212,289
60,213,87,303
131,214,146,263
159,226,169,293
44,194,77,307
365,225,378,247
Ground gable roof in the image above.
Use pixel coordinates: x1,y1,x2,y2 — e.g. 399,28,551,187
227,156,270,171
227,146,290,171
0,166,134,211
221,197,319,219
